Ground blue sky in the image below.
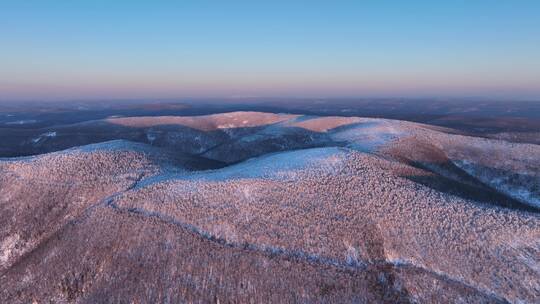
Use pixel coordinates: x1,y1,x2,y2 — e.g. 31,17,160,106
1,1,539,100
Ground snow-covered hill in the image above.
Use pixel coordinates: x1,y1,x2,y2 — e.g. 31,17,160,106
1,112,539,303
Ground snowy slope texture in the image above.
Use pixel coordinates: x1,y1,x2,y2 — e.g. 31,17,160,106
1,112,539,303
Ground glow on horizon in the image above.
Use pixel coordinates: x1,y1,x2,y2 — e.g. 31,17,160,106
1,1,539,101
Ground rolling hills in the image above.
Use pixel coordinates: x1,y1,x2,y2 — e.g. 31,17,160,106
1,112,538,303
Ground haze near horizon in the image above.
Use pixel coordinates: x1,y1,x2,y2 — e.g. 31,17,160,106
1,1,539,101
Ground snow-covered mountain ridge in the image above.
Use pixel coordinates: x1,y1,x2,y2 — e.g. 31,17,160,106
1,112,538,303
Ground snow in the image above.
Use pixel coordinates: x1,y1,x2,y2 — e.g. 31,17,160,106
134,146,350,187
217,123,235,129
2,141,147,162
74,139,153,153
452,159,540,209
5,119,37,125
146,132,157,144
344,243,362,266
31,131,57,144
192,147,348,181
330,120,405,152
0,234,20,266
2,111,540,303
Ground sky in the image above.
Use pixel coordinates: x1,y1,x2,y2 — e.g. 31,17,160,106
0,1,539,101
